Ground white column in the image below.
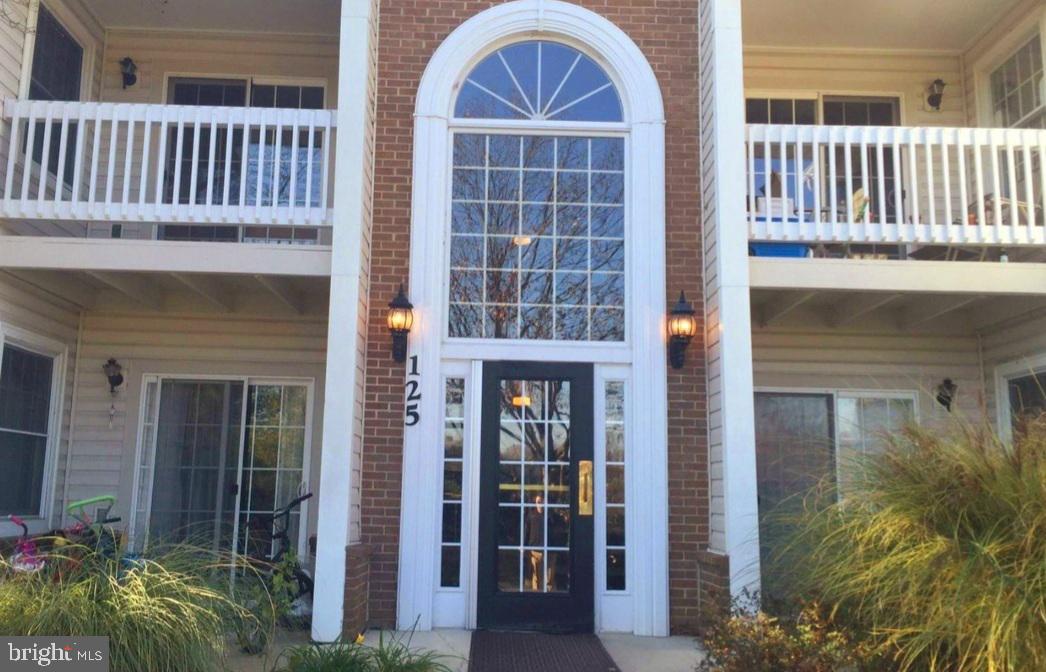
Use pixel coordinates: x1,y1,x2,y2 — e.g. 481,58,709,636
629,119,670,637
704,0,762,599
395,114,450,631
311,0,375,643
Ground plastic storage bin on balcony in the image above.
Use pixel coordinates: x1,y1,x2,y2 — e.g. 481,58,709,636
749,242,810,258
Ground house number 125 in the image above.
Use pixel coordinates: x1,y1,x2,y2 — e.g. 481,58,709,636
404,355,421,426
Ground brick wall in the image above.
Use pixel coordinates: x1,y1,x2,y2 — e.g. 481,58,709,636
362,0,706,632
343,544,372,637
696,549,730,631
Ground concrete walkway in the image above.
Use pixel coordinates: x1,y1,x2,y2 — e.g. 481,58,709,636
227,628,705,672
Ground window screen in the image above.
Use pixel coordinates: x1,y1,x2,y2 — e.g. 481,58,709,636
745,98,816,125
29,6,83,102
0,345,54,516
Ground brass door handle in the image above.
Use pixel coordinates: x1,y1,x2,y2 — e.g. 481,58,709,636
578,460,593,516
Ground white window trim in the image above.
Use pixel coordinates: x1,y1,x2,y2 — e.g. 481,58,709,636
432,360,475,629
742,90,909,127
128,373,315,559
26,0,97,102
0,322,67,537
18,1,97,197
594,364,633,633
161,73,330,108
993,353,1046,446
972,8,1046,128
754,386,920,490
399,0,668,636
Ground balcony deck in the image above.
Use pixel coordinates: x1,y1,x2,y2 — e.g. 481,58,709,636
0,99,336,237
745,124,1046,253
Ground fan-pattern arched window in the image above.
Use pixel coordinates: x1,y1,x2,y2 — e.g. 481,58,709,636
449,41,625,342
455,41,623,122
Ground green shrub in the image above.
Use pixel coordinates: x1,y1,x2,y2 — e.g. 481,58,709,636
273,631,455,672
697,598,875,672
0,541,264,672
776,418,1046,671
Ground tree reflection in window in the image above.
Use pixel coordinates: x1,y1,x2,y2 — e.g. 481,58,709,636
455,41,623,122
449,133,625,341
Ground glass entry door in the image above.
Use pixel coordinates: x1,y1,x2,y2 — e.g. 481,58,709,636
134,378,309,558
477,361,594,632
146,380,243,549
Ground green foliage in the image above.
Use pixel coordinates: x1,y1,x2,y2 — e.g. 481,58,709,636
0,541,263,672
273,631,455,672
775,418,1046,671
273,639,371,672
697,598,875,672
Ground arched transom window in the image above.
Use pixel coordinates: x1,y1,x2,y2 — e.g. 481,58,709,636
449,41,626,342
455,41,623,122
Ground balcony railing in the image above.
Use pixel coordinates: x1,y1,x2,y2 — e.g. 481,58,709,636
746,124,1046,247
0,99,336,232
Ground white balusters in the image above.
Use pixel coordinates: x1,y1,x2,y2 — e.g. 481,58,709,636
745,122,1046,249
0,99,335,229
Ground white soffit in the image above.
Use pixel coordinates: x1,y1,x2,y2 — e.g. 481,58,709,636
743,0,1025,52
83,0,340,35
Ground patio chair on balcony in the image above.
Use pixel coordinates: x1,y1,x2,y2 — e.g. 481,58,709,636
966,194,1044,227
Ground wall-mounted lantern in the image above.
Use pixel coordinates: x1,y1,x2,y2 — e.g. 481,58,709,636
102,358,124,393
935,378,958,412
120,57,138,89
103,358,124,429
667,291,698,370
927,79,946,111
387,284,414,363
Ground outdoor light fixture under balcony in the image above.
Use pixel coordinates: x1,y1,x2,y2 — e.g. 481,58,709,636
102,358,124,394
387,284,414,363
927,79,946,111
120,57,138,89
667,291,698,370
103,358,124,429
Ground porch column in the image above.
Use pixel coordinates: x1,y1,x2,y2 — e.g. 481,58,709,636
699,0,762,601
312,0,376,643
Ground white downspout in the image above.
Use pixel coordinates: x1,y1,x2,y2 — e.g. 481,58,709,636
60,309,86,527
17,0,40,100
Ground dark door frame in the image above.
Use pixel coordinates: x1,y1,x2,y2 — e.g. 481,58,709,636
476,360,595,633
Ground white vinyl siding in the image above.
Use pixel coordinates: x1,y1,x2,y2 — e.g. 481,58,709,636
0,275,78,533
67,310,342,546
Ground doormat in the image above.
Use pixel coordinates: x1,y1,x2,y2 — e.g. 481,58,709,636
467,630,620,672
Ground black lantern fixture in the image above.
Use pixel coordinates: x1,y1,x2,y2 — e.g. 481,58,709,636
120,57,138,89
102,358,124,394
386,284,414,363
935,378,958,412
103,358,124,429
667,291,698,370
927,79,946,111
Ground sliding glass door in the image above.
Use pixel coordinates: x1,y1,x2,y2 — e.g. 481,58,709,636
133,377,310,558
147,380,243,549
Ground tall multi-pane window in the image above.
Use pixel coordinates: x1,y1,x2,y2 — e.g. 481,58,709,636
0,344,55,516
991,35,1045,129
449,134,625,341
161,78,326,243
448,41,626,343
604,381,626,591
28,5,82,181
835,394,914,495
238,384,308,558
439,378,465,588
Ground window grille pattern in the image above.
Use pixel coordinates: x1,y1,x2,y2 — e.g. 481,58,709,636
449,133,625,341
455,41,622,122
